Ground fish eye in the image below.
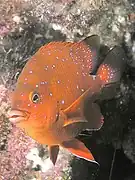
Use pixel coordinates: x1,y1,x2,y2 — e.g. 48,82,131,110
29,92,40,104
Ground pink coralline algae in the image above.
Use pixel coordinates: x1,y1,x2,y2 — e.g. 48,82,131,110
0,126,37,180
0,84,37,179
0,85,9,105
0,85,10,151
0,23,10,36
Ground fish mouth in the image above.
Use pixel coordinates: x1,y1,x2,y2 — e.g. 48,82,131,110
8,109,30,123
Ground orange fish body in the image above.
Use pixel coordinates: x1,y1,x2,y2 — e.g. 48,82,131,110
9,35,126,165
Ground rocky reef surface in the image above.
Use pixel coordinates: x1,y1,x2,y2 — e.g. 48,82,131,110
0,0,135,179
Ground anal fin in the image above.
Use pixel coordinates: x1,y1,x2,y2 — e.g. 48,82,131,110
48,145,59,165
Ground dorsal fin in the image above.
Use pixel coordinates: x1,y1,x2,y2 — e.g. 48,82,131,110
82,35,100,75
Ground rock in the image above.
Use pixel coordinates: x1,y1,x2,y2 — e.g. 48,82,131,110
123,129,135,163
0,0,135,179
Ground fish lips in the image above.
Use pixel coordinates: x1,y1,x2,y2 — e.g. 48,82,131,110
8,109,30,123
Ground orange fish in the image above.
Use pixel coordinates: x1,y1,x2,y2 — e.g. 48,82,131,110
8,35,126,165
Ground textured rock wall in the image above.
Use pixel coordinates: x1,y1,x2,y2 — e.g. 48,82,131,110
0,0,135,179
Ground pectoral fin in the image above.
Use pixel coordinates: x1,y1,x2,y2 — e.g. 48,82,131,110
61,138,98,164
59,110,87,128
83,102,104,130
63,88,90,117
62,86,101,128
48,145,59,165
63,118,87,127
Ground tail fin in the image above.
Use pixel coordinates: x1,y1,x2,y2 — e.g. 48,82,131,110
96,46,126,86
83,35,100,75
